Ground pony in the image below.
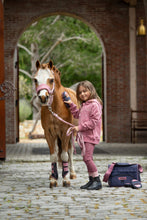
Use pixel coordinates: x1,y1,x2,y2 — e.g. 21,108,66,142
33,59,78,188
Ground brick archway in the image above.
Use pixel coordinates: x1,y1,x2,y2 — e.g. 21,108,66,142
3,0,147,146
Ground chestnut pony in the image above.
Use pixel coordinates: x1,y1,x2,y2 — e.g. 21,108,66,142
34,60,77,188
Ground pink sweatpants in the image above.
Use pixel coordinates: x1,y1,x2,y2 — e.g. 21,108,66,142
83,142,98,178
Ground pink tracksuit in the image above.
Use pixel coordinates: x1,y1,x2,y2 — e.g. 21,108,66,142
69,99,102,177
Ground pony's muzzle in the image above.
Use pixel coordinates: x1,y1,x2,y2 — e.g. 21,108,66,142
39,95,49,104
38,89,49,104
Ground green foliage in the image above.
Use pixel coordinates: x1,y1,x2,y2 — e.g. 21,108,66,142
61,72,102,97
19,99,32,122
19,15,103,100
19,75,32,99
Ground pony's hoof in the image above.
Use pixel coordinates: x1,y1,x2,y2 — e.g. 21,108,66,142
49,174,52,180
63,180,70,187
50,180,58,188
70,172,77,179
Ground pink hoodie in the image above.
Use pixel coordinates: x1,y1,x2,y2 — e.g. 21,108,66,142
69,99,102,144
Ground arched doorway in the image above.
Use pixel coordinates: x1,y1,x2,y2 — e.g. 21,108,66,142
17,15,105,143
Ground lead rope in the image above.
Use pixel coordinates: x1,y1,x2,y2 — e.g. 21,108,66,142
48,107,85,155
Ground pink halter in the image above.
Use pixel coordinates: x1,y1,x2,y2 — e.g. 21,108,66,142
36,83,54,95
36,83,55,106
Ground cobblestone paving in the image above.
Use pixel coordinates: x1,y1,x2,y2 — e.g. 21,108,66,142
0,150,147,220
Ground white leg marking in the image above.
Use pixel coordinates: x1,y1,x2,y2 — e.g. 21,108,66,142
61,150,68,162
50,139,58,162
50,153,58,162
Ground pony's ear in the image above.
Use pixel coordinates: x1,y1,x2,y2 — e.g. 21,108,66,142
48,60,53,69
36,60,40,70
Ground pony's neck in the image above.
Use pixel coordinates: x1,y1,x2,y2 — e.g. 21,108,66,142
51,84,64,111
54,73,61,88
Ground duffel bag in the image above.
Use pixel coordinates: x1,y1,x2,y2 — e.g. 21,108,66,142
103,162,143,187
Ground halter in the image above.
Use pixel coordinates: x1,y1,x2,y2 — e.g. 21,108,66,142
36,83,54,94
36,82,55,106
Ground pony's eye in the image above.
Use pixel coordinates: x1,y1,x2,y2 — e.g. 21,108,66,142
34,79,37,84
50,79,54,84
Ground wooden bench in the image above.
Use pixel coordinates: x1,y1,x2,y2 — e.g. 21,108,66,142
131,110,147,143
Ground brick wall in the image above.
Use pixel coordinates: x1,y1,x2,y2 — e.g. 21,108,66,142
136,0,147,111
3,0,147,143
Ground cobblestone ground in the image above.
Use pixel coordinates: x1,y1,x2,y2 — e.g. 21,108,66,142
0,151,147,220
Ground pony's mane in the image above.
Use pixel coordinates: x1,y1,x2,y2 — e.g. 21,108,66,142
52,65,61,76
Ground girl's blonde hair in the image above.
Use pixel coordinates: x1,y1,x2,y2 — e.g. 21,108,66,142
76,80,103,105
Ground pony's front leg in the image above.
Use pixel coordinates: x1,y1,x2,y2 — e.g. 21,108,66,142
62,161,70,187
61,148,70,187
45,132,58,188
50,162,58,188
50,141,59,188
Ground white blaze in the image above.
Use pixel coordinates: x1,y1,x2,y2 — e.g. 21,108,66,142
35,68,54,97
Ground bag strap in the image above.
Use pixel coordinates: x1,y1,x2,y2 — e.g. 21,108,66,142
138,164,143,173
103,162,116,182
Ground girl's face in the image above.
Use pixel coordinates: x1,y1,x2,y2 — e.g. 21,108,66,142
78,85,91,102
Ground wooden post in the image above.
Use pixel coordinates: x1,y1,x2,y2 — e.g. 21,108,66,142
0,0,6,160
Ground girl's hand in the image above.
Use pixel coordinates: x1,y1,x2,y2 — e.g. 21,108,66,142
62,91,72,106
64,100,72,104
71,126,79,133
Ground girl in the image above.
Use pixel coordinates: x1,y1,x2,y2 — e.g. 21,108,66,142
62,80,102,190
